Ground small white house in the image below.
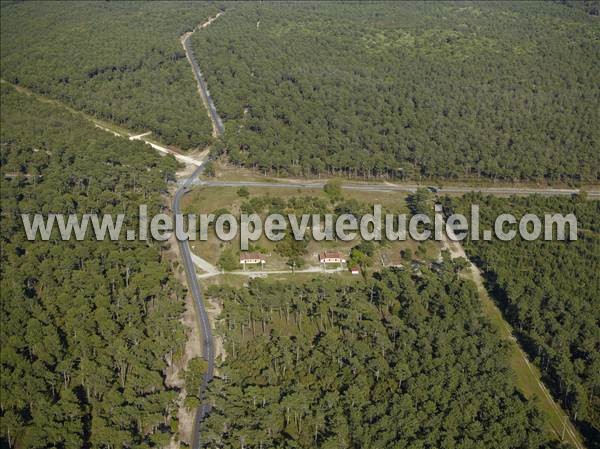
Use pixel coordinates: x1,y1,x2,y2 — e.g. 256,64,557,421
240,252,266,270
319,251,346,265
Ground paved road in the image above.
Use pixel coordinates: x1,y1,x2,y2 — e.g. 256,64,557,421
177,11,225,449
196,265,347,279
193,179,600,198
173,163,214,449
181,13,225,137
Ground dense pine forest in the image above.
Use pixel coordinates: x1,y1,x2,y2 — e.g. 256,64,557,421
1,2,599,448
202,267,565,448
2,2,598,181
0,1,219,149
193,2,599,181
447,194,600,444
0,85,186,447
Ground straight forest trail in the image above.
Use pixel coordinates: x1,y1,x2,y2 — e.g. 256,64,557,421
440,215,585,449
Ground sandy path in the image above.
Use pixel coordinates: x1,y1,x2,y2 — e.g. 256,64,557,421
191,252,219,274
438,211,584,449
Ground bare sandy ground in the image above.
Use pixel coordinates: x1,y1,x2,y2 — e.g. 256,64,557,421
206,297,226,366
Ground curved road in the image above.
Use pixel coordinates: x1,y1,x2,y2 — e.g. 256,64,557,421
173,164,214,449
177,11,225,449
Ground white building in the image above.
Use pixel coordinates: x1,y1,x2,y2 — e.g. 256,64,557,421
319,251,346,265
240,252,266,270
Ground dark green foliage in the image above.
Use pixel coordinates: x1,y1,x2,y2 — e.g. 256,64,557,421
401,248,413,262
194,2,599,181
408,188,436,216
286,256,305,270
237,186,250,198
323,179,342,200
203,266,561,448
450,194,600,441
0,86,186,447
184,358,209,410
1,1,218,149
334,199,371,218
218,249,238,271
349,241,375,270
203,161,216,177
275,234,309,259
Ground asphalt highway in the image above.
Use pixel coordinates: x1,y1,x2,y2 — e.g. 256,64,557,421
181,26,224,136
173,163,214,449
194,179,600,198
178,11,225,448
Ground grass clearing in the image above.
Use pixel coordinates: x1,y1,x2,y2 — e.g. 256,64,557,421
183,185,436,275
